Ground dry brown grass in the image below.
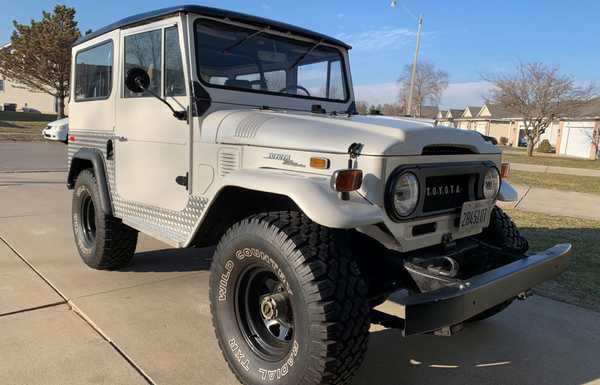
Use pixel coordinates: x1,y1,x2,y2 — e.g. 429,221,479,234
507,209,600,312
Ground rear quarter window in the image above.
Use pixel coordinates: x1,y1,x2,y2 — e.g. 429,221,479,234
74,41,114,101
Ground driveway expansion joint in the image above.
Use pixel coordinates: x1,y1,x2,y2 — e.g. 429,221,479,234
0,234,156,385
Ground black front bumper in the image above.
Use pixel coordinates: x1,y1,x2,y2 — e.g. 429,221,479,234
393,243,571,336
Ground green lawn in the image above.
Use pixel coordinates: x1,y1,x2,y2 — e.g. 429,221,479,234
507,170,600,195
0,120,49,141
502,152,600,170
506,209,600,312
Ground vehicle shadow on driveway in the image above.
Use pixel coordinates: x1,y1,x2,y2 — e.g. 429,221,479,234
117,246,214,273
353,299,600,385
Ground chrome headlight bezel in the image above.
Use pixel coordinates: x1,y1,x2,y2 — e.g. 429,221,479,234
387,171,420,219
483,167,501,199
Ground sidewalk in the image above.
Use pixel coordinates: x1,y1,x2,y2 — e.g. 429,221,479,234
499,184,600,220
511,162,600,178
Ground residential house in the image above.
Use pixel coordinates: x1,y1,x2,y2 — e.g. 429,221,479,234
0,43,62,114
436,109,448,119
475,104,522,144
456,106,481,130
556,98,600,160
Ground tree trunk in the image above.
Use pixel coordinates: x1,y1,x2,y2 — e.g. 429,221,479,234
56,94,65,119
527,141,535,157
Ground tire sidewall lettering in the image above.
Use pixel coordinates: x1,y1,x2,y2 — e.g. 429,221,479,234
235,247,294,296
213,241,307,384
73,184,93,256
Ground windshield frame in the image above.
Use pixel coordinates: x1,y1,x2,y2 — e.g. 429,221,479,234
193,16,351,104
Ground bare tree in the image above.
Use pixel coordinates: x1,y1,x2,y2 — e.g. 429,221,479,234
0,5,80,118
485,62,595,156
355,101,369,115
382,102,403,116
398,61,448,117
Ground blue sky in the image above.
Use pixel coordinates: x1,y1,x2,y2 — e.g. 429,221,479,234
2,0,599,107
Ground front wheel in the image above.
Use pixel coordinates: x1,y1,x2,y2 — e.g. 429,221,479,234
209,211,370,385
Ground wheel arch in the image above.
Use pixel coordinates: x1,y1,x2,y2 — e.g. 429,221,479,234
188,169,384,247
189,186,299,247
67,148,113,216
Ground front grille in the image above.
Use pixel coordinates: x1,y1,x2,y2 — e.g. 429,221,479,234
422,174,473,213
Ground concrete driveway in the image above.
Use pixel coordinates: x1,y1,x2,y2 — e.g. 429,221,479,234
1,159,599,384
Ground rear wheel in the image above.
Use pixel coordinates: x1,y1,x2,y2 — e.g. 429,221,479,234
210,211,370,385
72,169,138,269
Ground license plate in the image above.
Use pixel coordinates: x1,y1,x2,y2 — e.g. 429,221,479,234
459,199,494,231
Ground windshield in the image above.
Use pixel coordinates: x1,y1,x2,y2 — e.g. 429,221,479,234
194,18,348,102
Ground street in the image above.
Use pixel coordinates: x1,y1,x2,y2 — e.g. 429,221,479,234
1,146,599,385
0,141,66,172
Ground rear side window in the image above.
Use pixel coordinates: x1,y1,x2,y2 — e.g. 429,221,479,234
74,41,113,101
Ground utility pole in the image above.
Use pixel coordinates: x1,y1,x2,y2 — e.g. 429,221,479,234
406,15,423,117
390,1,423,117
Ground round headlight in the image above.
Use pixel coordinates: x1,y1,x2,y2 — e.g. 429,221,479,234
391,172,419,217
483,167,500,199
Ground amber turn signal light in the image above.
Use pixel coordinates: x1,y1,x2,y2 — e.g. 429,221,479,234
310,157,330,169
501,162,510,178
332,169,363,192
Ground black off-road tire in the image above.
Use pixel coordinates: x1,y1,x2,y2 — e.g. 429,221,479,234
209,211,370,385
468,206,528,322
72,169,138,269
481,206,529,254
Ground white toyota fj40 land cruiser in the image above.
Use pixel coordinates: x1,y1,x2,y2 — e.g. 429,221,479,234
67,5,571,385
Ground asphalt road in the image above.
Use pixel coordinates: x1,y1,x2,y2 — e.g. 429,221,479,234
0,141,67,172
0,143,599,385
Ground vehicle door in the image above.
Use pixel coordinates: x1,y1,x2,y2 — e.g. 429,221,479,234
115,18,190,211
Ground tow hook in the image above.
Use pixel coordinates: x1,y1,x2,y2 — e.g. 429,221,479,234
517,290,533,300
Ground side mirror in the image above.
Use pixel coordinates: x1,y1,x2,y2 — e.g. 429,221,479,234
124,67,187,121
125,67,150,93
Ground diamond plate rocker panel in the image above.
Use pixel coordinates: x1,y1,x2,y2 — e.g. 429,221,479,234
68,130,207,246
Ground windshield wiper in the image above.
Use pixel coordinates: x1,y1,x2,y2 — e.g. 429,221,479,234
288,39,323,70
223,27,269,54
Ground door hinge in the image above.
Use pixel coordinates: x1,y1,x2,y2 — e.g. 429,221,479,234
175,172,189,189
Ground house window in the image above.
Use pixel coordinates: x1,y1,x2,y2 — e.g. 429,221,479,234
0,79,4,92
74,41,113,101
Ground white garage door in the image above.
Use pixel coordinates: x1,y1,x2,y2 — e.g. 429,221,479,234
560,121,595,158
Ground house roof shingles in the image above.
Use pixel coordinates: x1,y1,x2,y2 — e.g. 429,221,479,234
466,106,482,116
571,97,600,119
447,109,464,119
481,104,520,119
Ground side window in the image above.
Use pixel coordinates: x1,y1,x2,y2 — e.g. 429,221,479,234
124,30,161,98
74,41,113,101
164,26,186,96
0,79,5,92
328,61,345,100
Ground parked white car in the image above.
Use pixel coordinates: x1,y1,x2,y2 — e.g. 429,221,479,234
42,118,68,142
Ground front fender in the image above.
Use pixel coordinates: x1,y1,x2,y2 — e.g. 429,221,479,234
221,169,384,228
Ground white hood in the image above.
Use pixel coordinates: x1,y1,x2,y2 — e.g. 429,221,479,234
204,110,499,156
